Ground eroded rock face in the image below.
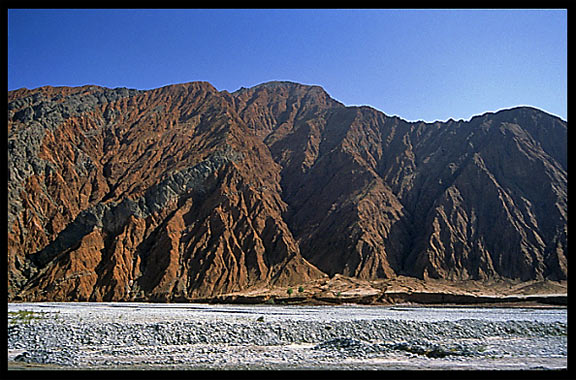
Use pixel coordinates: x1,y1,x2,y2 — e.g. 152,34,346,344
8,81,567,301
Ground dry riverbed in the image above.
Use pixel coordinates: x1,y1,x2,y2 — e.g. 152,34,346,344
7,302,567,371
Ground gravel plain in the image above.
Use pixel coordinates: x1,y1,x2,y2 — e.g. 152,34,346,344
7,302,567,370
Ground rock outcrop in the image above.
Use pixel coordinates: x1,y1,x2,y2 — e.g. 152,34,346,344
8,81,567,301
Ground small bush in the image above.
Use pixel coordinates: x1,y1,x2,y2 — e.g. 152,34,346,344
8,310,47,325
265,297,276,304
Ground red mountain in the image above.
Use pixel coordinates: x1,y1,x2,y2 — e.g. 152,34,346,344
8,81,567,301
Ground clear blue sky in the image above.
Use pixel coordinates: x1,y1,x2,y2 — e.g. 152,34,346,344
8,9,567,122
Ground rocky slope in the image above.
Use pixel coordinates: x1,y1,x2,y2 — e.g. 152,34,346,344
7,81,567,301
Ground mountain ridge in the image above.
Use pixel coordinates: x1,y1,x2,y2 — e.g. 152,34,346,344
7,81,567,302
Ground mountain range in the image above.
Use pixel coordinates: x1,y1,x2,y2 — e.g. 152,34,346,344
7,81,567,302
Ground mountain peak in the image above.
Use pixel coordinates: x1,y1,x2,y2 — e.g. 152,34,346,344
236,80,320,91
233,81,337,103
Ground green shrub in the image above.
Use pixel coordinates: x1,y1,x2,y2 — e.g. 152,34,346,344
8,310,47,325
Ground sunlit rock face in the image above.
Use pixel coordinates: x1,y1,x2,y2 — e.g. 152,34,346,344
8,81,567,301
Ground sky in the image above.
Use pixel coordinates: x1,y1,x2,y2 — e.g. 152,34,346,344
7,9,567,122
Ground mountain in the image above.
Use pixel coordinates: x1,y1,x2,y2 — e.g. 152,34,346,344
7,81,567,302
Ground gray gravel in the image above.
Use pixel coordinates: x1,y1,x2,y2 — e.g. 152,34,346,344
8,303,567,370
